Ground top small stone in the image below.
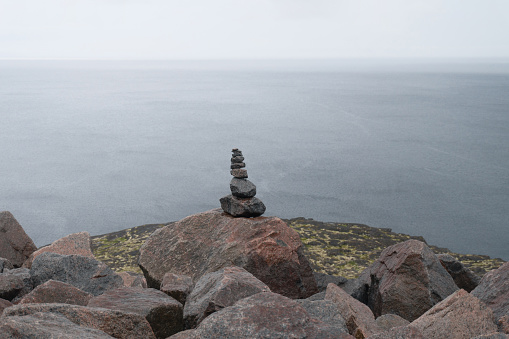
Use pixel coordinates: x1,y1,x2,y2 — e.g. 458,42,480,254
232,149,243,157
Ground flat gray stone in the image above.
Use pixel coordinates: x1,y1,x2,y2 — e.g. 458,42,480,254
230,178,256,198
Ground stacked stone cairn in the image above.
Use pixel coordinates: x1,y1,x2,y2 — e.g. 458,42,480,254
220,149,266,217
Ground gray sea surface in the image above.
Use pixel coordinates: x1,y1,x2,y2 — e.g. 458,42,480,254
1,59,508,260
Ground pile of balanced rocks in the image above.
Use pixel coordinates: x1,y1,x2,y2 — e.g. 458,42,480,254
219,148,266,217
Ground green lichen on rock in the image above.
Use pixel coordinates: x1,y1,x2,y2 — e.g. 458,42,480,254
91,223,170,274
90,217,504,280
285,217,505,279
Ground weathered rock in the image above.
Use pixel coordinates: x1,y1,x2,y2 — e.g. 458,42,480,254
314,272,348,292
18,279,93,306
230,168,248,178
307,291,325,301
138,209,318,299
118,271,148,288
230,177,256,198
411,289,498,339
160,273,194,305
30,252,123,296
324,283,382,338
231,149,242,157
3,303,156,339
375,313,410,331
0,268,33,301
219,195,266,217
184,266,270,328
0,298,13,315
0,312,114,338
366,325,423,339
172,292,351,339
472,261,509,320
296,298,349,334
437,253,481,292
88,287,183,338
23,231,94,269
0,257,14,273
365,239,458,321
0,211,37,268
230,162,245,169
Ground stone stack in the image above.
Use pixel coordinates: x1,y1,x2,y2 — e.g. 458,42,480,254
220,149,266,217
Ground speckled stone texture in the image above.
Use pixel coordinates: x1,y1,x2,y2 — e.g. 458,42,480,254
3,303,156,339
410,289,498,339
18,280,93,306
472,261,509,320
184,266,270,328
88,287,183,338
138,209,318,299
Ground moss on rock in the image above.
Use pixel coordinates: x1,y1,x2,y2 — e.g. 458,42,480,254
90,217,504,279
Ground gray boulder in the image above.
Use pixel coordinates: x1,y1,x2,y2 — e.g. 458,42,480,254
296,298,349,334
30,252,123,296
18,279,93,306
88,287,183,339
375,313,410,331
184,266,270,328
230,178,256,198
219,195,266,217
0,211,37,267
0,268,33,301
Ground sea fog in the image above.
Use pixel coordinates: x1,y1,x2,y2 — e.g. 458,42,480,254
1,59,508,260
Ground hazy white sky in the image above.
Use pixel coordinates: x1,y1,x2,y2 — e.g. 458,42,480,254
1,0,508,59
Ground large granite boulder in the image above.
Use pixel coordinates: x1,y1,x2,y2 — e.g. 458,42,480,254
410,289,498,339
324,283,381,339
88,287,183,339
23,231,94,269
30,252,123,296
295,298,349,334
3,303,156,339
138,209,318,299
437,253,481,292
170,292,352,339
18,279,93,306
0,312,114,338
184,266,270,328
0,211,37,267
364,239,458,321
0,268,33,301
375,313,410,331
160,273,194,305
472,261,509,320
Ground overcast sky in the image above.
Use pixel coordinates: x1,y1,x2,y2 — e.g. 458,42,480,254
1,0,508,60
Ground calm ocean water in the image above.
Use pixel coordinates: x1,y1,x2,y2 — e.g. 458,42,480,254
1,60,508,260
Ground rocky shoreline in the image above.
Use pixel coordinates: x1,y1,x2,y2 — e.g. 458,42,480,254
1,209,508,338
89,217,504,279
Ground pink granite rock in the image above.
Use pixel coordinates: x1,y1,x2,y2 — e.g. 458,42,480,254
18,280,93,306
365,239,458,321
0,298,13,315
0,211,37,267
24,231,94,269
88,287,183,338
160,273,194,305
118,271,147,288
472,261,509,320
138,209,318,299
411,289,498,339
325,283,382,338
3,303,156,339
